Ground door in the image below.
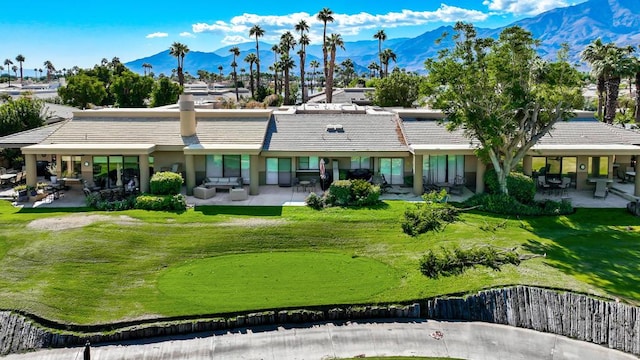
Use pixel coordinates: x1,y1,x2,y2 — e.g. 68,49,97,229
266,158,278,185
278,158,292,186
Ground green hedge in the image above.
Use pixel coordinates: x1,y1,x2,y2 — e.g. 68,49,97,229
134,194,187,212
484,168,536,204
149,171,183,195
464,193,573,216
324,179,380,207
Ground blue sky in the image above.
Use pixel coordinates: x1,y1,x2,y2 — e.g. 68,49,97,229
0,0,584,71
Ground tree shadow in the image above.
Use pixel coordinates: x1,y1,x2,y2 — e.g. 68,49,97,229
195,205,283,217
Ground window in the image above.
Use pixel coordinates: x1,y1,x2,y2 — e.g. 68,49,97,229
298,156,319,170
350,156,370,169
422,155,464,184
206,154,249,180
588,156,609,178
92,155,139,189
380,158,404,185
61,156,82,177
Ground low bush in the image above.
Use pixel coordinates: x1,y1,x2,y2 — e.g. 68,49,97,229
149,172,183,195
402,203,459,236
419,246,521,278
325,180,353,207
323,179,380,208
484,168,536,204
464,193,573,216
135,194,186,212
305,192,324,210
85,193,136,211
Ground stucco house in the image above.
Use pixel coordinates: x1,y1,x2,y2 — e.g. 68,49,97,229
3,94,640,198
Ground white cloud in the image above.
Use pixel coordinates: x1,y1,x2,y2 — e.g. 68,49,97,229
180,32,195,38
482,0,570,15
221,35,249,45
145,32,169,39
191,5,489,43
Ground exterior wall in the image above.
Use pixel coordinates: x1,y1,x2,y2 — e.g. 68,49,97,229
464,155,478,191
151,151,186,173
576,156,589,191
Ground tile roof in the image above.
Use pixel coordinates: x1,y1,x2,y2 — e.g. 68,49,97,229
537,120,640,146
41,115,269,147
400,118,474,146
0,121,67,148
263,113,408,152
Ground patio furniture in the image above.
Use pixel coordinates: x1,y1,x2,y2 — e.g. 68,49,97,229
593,180,609,199
230,188,248,201
450,175,466,195
558,177,571,196
537,175,550,195
193,186,216,199
203,177,243,190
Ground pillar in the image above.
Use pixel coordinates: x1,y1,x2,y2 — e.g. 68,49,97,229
139,155,150,193
576,156,589,190
185,154,195,195
56,155,62,177
413,154,423,196
250,155,260,195
475,160,486,194
635,156,640,197
608,155,614,180
523,156,533,177
25,154,37,187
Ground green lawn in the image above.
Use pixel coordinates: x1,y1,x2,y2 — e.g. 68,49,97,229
0,201,639,325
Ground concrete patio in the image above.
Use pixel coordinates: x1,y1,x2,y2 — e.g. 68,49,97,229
1,179,637,209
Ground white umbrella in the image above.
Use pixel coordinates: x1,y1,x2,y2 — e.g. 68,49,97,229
319,158,326,180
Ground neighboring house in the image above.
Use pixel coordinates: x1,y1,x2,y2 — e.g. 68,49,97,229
2,94,640,198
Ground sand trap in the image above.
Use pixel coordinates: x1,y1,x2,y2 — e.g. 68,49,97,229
27,214,140,231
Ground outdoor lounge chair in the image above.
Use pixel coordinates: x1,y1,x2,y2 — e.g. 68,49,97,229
593,180,609,199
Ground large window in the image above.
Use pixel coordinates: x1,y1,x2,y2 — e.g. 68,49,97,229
380,158,404,185
206,155,249,180
588,156,609,178
422,155,464,184
351,156,371,169
298,156,319,170
60,156,82,177
92,155,139,189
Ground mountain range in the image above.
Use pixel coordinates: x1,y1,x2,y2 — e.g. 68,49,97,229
125,0,640,77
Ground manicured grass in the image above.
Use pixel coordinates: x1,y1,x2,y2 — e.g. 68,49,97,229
0,200,638,325
338,357,462,360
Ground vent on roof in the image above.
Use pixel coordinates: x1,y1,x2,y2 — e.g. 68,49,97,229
326,124,344,132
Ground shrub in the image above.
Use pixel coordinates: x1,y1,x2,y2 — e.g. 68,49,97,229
419,246,521,278
351,179,380,206
402,203,459,236
149,171,183,195
85,194,135,211
464,193,573,216
484,168,536,204
325,180,352,206
305,192,324,210
134,194,186,212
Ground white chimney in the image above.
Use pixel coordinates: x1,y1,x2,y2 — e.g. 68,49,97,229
179,94,196,137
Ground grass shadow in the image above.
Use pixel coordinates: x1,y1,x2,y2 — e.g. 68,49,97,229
195,205,283,216
17,207,92,214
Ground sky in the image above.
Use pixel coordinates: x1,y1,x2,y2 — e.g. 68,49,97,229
0,0,585,72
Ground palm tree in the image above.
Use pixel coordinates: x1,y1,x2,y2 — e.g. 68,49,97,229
317,8,334,86
633,49,640,122
11,65,18,81
38,68,43,81
244,53,258,98
280,54,295,105
368,61,379,78
169,42,189,87
15,54,25,84
229,46,240,101
326,33,344,103
295,20,310,103
380,48,397,77
217,65,223,80
591,45,635,124
249,24,265,88
582,39,611,120
33,68,38,82
142,63,152,76
4,59,13,87
43,60,55,83
373,30,387,78
271,44,280,93
309,59,320,93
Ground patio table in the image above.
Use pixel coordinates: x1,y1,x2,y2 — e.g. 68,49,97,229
0,173,16,186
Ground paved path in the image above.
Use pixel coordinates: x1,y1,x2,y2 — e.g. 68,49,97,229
5,320,636,360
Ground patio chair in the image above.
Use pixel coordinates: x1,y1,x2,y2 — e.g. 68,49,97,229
450,175,466,195
558,177,571,196
593,180,609,199
537,175,550,195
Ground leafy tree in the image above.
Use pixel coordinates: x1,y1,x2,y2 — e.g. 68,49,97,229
150,77,183,107
58,73,107,108
0,96,47,137
249,24,264,88
111,71,154,107
370,68,423,107
425,23,582,195
373,30,387,78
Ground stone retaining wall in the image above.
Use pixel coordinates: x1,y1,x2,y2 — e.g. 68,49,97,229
1,286,638,356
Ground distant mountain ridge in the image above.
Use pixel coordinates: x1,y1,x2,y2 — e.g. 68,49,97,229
125,0,640,76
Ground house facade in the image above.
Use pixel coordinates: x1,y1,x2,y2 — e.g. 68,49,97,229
4,94,640,198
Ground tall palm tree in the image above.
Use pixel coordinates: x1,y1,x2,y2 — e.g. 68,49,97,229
271,44,280,93
217,65,223,80
295,20,310,103
373,30,387,78
38,68,43,81
326,33,344,103
633,49,640,122
380,48,397,77
4,59,13,87
280,54,295,105
582,39,610,120
317,8,334,86
591,45,635,124
368,61,379,78
33,68,38,82
15,54,25,84
169,42,189,87
309,59,320,93
229,46,240,101
249,24,265,88
244,53,258,98
11,65,18,81
142,63,152,76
